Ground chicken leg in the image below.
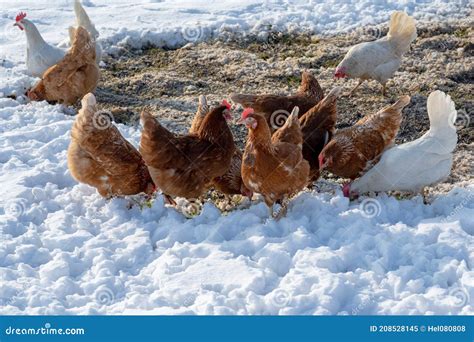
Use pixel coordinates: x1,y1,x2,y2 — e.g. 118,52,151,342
273,198,289,220
164,193,177,206
422,187,429,205
349,79,364,96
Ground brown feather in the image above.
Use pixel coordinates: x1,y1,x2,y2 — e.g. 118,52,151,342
28,26,99,105
299,87,341,182
242,114,309,208
231,71,324,132
189,95,209,135
212,148,250,196
140,105,235,199
68,94,154,197
189,97,250,196
320,95,410,179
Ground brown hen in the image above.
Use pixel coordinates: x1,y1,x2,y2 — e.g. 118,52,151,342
68,93,154,198
299,87,341,182
241,107,309,219
28,26,99,105
189,96,252,198
319,95,410,179
140,101,235,200
231,71,324,131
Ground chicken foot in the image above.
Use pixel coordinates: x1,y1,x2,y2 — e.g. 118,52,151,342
163,193,177,206
272,198,289,220
422,187,429,205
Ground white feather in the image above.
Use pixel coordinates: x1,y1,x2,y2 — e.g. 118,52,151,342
21,19,66,77
337,11,416,85
351,91,458,194
70,0,102,64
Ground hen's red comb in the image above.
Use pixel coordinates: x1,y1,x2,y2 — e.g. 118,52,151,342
221,99,231,110
16,12,27,22
241,108,254,119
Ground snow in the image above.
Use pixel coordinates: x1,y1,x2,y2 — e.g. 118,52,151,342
1,0,472,63
0,0,473,315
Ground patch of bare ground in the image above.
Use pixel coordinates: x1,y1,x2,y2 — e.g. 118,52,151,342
95,19,473,205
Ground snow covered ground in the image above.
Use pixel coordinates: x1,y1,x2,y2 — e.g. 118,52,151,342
0,1,473,315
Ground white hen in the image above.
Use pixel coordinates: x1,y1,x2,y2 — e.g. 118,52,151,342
14,12,66,78
68,0,102,64
345,91,458,197
335,11,417,96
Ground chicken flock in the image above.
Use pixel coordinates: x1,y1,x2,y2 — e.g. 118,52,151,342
15,4,460,219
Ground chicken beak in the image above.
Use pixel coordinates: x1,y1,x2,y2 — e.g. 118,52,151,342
342,183,351,197
27,90,38,101
318,154,325,169
237,118,245,125
334,66,346,79
13,22,24,31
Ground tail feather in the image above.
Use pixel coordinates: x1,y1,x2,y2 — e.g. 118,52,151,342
80,93,96,110
290,106,299,121
388,95,410,112
74,93,110,141
230,94,257,108
272,106,303,146
74,0,99,39
76,93,98,124
387,11,417,54
189,95,208,134
297,71,324,101
427,90,457,133
299,87,340,129
318,86,341,107
140,110,159,132
197,95,208,116
68,26,76,44
140,110,175,140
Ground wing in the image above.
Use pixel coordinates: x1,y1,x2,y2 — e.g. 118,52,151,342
353,137,454,193
371,58,401,84
273,143,304,169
